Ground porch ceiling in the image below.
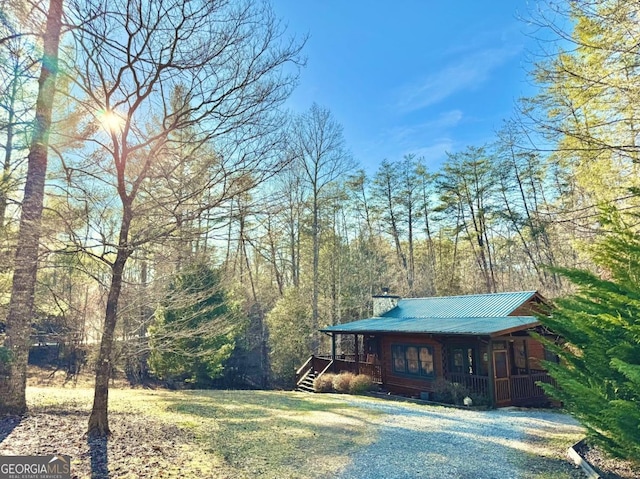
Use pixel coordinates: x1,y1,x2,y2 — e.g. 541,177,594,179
320,315,539,337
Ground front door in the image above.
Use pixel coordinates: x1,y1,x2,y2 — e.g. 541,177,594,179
493,349,511,406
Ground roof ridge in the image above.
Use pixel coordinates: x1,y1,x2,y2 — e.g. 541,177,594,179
399,291,537,301
381,315,538,319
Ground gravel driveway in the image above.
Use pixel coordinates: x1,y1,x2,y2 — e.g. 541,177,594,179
335,397,584,479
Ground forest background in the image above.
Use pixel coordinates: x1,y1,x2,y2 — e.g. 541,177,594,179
0,0,638,395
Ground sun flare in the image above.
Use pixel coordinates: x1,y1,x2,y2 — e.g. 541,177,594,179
97,109,125,132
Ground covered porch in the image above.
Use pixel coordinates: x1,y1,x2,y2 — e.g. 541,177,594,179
296,355,553,406
296,329,557,408
296,353,554,407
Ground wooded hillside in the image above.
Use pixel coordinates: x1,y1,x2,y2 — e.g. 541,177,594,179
1,0,639,393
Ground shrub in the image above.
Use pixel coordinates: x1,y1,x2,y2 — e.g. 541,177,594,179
432,378,470,405
332,372,356,393
468,392,490,407
349,374,373,394
313,373,335,392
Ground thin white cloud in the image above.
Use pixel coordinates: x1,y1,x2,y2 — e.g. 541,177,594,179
389,110,463,142
407,140,454,166
433,109,464,127
396,46,522,112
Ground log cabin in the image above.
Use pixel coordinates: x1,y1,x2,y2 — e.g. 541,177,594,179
296,290,558,408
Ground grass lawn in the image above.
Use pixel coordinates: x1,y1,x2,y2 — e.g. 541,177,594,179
0,386,379,478
517,417,585,479
0,370,589,478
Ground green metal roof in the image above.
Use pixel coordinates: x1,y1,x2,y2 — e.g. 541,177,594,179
383,291,538,319
321,316,539,337
320,291,542,337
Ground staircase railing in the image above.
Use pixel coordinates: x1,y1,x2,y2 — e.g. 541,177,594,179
295,355,314,386
295,356,337,391
317,360,334,379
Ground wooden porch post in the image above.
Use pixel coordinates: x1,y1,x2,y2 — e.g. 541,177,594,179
331,333,336,360
354,334,359,373
487,338,495,409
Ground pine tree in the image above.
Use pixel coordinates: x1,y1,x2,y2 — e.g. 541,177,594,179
148,264,238,387
539,208,640,463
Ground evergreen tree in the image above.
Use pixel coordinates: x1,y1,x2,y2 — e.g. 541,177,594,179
266,287,312,388
148,264,239,387
539,208,640,463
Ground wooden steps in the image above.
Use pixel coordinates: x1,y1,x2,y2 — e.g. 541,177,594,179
295,372,316,392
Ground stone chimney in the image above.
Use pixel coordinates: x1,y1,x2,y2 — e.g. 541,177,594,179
372,288,400,316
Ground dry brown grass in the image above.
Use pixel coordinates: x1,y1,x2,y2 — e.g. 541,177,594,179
332,372,356,393
313,373,335,392
348,375,374,394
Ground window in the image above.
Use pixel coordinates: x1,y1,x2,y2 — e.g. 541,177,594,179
419,346,434,375
406,346,419,373
450,346,477,375
392,344,435,377
513,340,527,374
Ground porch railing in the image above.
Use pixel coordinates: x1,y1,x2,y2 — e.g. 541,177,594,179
511,372,555,401
446,371,555,404
357,362,383,384
302,356,556,405
445,372,490,398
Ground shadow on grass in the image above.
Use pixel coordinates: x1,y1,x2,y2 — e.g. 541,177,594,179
87,435,109,479
0,415,22,444
169,389,353,415
164,391,370,427
159,390,377,475
163,390,391,434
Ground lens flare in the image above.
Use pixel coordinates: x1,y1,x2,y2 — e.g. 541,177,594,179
97,109,124,132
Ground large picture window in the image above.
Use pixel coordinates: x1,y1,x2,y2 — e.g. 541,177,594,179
392,344,435,377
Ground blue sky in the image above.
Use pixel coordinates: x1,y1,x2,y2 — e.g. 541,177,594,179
270,1,538,173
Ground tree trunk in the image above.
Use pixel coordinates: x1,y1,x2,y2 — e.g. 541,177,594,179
88,210,132,436
288,201,299,289
0,0,63,416
384,180,407,287
267,216,283,295
422,184,436,295
407,203,414,295
0,61,20,229
311,192,320,352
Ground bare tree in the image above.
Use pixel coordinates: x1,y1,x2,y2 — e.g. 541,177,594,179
346,169,375,238
372,159,408,292
60,0,303,436
438,146,498,293
494,122,562,291
289,103,352,352
398,154,421,295
279,166,306,289
0,0,63,415
415,159,437,296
